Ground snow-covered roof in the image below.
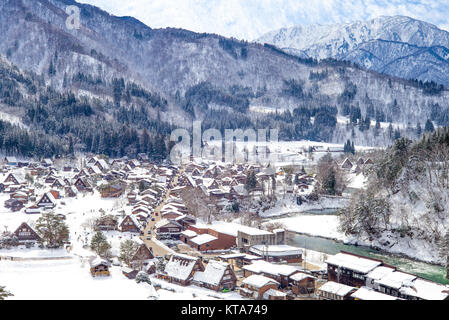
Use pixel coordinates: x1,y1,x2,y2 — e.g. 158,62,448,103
242,275,279,289
121,266,134,273
5,156,17,163
399,278,449,300
318,281,355,296
249,245,302,257
351,287,399,300
89,257,110,268
375,271,416,290
218,253,246,259
193,260,229,286
180,230,198,238
262,288,287,299
290,272,316,282
190,234,218,245
163,254,200,281
154,219,181,229
243,260,300,277
209,222,272,237
325,252,382,274
366,266,396,280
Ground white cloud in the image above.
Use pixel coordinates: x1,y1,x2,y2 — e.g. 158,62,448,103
76,0,449,39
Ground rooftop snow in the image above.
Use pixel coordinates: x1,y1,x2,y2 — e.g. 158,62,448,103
325,252,382,274
190,234,218,245
250,245,302,257
193,260,229,286
399,278,449,300
375,271,417,290
318,281,355,296
290,272,316,282
242,274,279,288
351,287,399,300
243,260,300,276
366,266,396,280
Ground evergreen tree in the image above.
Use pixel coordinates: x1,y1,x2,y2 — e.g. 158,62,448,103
416,122,422,137
90,231,112,258
245,170,257,192
344,139,355,154
48,61,56,77
119,239,138,266
35,213,69,248
393,128,401,140
425,119,435,133
0,286,13,300
374,120,381,137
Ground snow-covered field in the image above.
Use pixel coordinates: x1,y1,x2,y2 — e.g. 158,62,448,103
0,257,244,300
260,194,349,218
0,258,152,300
266,214,346,241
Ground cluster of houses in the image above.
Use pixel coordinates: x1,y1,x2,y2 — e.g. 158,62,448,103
340,156,374,174
154,197,197,240
89,238,156,279
319,251,449,300
0,154,179,249
176,161,316,211
4,154,449,301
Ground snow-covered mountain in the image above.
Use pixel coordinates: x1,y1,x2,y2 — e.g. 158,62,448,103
257,16,449,86
3,1,449,150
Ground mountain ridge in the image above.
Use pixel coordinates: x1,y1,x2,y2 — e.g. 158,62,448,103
257,15,449,87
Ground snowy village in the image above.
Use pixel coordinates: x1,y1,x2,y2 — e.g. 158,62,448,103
3,0,449,305
1,139,448,301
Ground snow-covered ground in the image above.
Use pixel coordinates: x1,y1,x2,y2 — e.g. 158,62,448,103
260,195,349,218
0,255,243,300
266,214,346,241
0,258,153,300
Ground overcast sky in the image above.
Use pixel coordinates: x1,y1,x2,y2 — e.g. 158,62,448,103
77,0,449,40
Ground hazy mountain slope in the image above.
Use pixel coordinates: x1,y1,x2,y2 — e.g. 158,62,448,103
2,1,449,149
257,16,449,86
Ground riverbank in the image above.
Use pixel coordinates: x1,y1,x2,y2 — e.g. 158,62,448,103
259,196,349,218
263,210,449,284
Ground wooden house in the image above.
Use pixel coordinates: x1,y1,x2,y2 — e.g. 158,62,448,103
74,177,91,192
4,173,25,185
155,219,182,240
159,254,204,286
118,215,142,233
340,158,353,170
36,192,57,208
249,244,302,263
130,243,154,270
64,186,78,198
89,257,111,277
100,183,125,198
51,178,65,189
326,251,383,288
4,156,18,166
317,281,356,300
192,260,237,291
122,267,139,279
290,272,317,295
94,215,118,231
13,222,41,244
240,275,280,300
